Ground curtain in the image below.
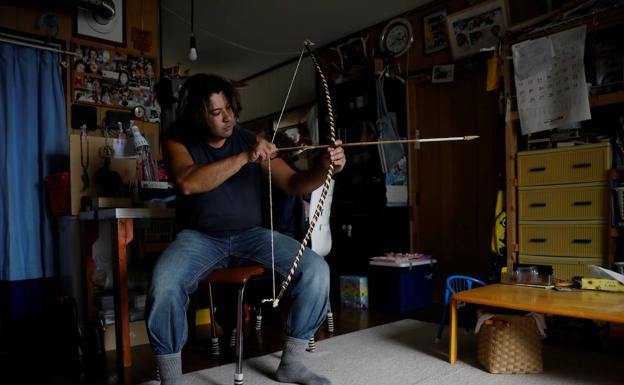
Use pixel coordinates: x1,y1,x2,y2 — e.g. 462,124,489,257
0,42,68,282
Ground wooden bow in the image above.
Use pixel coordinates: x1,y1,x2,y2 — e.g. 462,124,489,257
271,40,336,307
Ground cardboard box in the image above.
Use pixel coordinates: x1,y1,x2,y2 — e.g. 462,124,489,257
104,320,149,351
340,275,368,309
369,259,435,313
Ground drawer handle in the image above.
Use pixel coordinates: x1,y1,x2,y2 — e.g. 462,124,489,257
529,238,547,243
573,201,592,206
572,239,592,244
529,203,546,207
529,167,546,172
572,162,591,169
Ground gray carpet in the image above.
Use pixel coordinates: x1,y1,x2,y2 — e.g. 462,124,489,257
140,319,621,385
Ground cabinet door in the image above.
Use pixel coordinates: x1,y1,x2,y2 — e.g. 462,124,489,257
408,68,504,294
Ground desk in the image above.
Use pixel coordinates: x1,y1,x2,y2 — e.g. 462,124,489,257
449,283,624,364
80,208,175,375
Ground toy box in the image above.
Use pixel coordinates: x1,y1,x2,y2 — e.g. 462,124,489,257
340,275,368,309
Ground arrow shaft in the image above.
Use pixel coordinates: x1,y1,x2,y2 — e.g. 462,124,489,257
277,136,477,152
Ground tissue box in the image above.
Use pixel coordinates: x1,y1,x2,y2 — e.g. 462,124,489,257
340,275,368,309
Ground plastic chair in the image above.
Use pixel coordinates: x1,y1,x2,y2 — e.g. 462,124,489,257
435,275,486,342
306,180,335,352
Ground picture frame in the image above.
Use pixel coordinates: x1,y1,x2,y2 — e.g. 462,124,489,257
422,9,449,55
432,64,455,83
75,0,126,46
445,0,509,60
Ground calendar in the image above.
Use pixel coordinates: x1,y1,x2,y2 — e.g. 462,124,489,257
513,26,591,135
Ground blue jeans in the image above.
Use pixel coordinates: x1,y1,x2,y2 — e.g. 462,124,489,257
146,227,330,355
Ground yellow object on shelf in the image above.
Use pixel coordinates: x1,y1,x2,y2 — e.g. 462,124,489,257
581,278,624,292
195,308,223,339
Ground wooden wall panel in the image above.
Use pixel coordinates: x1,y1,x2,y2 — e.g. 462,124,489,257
408,64,503,296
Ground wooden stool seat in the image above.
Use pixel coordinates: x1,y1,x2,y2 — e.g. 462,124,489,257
203,266,265,285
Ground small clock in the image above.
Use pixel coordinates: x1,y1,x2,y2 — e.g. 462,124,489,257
132,105,146,120
380,18,414,58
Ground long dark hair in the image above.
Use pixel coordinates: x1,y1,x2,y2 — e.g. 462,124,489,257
167,74,242,145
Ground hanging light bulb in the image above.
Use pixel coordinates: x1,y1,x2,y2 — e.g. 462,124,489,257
188,0,198,61
189,33,197,61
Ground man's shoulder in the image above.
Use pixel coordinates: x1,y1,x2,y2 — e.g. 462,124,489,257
232,125,257,146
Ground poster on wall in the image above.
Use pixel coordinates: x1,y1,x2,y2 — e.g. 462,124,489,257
71,44,160,122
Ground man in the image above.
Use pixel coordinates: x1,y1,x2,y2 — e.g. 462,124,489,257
146,74,345,385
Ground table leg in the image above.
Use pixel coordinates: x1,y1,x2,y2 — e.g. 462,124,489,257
83,221,99,323
449,297,458,364
112,218,134,371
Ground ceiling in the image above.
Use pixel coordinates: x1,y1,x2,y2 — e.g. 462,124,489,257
160,0,433,81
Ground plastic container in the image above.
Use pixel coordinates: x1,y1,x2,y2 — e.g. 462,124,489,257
45,172,71,216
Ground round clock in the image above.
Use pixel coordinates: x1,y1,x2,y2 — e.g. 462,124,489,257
380,18,414,58
133,105,146,120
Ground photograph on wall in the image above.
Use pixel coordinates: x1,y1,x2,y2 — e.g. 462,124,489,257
72,44,160,122
422,9,448,55
432,64,455,83
446,0,509,60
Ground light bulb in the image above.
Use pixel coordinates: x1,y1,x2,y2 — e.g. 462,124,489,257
188,34,198,61
188,47,197,61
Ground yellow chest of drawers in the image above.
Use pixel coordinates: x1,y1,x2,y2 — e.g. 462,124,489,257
517,143,611,279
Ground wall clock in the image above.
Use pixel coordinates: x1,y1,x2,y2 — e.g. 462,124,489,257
380,18,414,58
133,105,146,120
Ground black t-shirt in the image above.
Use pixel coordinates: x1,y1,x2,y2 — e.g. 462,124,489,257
176,126,263,233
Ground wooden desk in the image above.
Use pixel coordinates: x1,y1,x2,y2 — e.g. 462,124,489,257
80,208,175,375
449,283,624,364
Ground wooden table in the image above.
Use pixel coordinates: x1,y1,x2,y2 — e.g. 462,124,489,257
449,283,624,364
80,208,175,375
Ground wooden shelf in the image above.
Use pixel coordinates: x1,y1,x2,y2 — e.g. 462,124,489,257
510,10,624,43
510,90,624,122
609,227,624,238
589,90,624,107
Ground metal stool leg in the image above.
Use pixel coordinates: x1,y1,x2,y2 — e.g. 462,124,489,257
254,305,263,330
208,283,220,355
326,301,334,333
234,284,246,385
306,336,316,352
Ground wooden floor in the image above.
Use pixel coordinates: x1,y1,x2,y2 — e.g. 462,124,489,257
24,299,442,385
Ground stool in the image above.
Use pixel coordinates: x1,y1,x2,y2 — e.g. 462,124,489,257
199,266,265,385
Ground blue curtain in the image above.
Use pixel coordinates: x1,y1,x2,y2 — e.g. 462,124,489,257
0,42,68,282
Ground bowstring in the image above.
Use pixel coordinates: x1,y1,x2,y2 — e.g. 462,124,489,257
264,44,307,304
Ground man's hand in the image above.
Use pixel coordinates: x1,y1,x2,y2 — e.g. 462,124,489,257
249,135,277,163
322,140,346,174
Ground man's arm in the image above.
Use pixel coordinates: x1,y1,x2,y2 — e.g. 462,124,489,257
264,140,346,196
165,138,249,195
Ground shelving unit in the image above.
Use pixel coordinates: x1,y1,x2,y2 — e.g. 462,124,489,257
503,8,624,275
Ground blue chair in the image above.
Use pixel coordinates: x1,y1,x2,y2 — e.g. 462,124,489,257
435,275,486,342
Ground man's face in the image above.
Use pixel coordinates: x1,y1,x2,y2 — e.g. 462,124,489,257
204,91,235,139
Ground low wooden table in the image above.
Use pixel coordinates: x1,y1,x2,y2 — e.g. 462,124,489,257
449,283,624,364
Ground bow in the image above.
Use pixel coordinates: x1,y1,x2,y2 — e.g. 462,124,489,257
270,40,336,307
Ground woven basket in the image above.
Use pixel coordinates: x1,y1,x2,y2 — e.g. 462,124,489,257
477,314,543,374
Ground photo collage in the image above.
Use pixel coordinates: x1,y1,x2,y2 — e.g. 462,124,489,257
72,44,160,122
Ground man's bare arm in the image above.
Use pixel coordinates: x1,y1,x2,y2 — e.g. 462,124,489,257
165,139,248,195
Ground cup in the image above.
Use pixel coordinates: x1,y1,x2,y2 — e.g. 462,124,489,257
613,262,624,275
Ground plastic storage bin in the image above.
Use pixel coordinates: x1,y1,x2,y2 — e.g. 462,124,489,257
369,259,435,313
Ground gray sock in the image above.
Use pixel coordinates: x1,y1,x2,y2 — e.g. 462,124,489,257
275,336,332,385
155,352,182,385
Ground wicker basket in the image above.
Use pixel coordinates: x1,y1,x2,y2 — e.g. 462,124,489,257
477,315,543,374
